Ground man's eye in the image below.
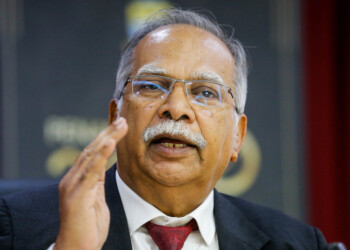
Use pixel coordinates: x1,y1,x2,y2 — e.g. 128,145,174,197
143,83,160,90
201,90,216,98
192,86,219,99
137,81,163,91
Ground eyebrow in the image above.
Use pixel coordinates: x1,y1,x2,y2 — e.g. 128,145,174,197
136,64,226,86
136,64,168,75
191,71,225,86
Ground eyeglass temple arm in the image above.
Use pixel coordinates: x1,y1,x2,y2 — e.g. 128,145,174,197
117,78,131,99
227,89,240,114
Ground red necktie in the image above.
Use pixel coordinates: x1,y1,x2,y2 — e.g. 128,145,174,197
144,219,199,250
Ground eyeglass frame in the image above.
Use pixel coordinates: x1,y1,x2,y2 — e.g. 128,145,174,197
120,74,239,113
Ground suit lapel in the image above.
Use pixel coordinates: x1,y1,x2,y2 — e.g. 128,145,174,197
214,190,270,250
102,168,270,249
103,165,132,250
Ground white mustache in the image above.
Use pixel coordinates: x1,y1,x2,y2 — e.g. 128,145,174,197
142,120,207,150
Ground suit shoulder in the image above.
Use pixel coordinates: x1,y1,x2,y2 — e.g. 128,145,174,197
217,192,327,248
220,193,300,223
0,197,12,249
1,184,59,211
1,184,60,231
0,184,60,249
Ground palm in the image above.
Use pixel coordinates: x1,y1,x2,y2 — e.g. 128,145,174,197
55,118,128,250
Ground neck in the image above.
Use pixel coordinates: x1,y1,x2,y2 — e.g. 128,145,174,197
118,170,213,217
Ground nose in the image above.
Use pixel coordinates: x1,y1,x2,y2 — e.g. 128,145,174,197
157,83,195,122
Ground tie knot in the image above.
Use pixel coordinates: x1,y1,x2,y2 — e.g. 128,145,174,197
145,219,199,250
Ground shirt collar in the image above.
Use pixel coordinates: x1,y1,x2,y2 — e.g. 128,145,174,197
116,170,216,246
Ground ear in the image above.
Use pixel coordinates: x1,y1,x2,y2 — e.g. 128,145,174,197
108,99,118,125
230,114,247,162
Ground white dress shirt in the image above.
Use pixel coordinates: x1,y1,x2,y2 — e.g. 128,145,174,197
116,171,219,250
48,171,219,250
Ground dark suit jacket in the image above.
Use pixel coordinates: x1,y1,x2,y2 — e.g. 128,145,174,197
0,166,327,250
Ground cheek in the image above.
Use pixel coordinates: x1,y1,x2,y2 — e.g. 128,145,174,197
197,109,230,143
143,102,158,113
130,99,158,114
123,99,160,136
124,98,154,119
197,109,232,128
197,108,237,156
200,109,214,118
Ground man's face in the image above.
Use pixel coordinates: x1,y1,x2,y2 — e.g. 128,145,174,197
113,24,246,194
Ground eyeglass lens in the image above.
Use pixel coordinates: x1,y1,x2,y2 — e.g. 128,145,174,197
131,75,226,107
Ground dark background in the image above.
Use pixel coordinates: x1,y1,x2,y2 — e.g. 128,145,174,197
0,0,303,235
5,0,350,246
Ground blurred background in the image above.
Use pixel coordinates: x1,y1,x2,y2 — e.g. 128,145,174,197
0,0,349,246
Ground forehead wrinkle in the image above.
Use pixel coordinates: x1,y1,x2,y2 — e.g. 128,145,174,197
190,71,225,86
136,64,169,75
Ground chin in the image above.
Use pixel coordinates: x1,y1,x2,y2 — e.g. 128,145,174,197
146,161,200,187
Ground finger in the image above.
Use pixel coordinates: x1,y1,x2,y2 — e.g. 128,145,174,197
60,139,115,196
86,118,126,152
70,118,127,176
76,120,129,189
75,118,126,166
62,118,128,190
76,119,128,174
75,147,113,190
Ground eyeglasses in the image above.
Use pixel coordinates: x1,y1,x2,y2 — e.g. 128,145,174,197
125,74,237,110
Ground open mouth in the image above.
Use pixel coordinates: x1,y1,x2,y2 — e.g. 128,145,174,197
151,138,197,149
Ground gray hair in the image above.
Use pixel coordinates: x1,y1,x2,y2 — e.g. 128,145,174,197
113,8,248,114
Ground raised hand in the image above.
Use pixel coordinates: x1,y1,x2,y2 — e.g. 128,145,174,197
54,117,128,250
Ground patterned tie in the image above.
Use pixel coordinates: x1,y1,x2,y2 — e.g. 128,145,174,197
144,219,199,250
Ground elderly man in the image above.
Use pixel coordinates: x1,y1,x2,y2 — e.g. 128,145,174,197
0,9,327,250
